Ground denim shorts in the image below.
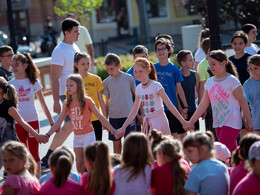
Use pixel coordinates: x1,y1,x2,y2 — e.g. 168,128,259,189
59,95,70,122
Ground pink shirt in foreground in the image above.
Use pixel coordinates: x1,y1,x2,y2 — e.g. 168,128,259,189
230,162,248,194
233,172,260,195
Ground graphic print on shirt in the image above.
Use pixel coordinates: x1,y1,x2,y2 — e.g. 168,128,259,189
208,83,230,126
70,106,83,130
141,93,155,114
18,85,31,102
156,72,173,87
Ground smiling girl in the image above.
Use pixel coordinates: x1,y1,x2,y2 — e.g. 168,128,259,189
242,23,259,55
46,74,115,174
188,50,253,152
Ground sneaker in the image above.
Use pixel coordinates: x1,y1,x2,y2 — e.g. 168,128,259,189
3,171,8,179
41,161,50,171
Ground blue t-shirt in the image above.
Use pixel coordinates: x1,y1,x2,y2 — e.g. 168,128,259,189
39,171,81,184
185,159,229,195
243,77,260,130
154,62,183,109
127,67,141,86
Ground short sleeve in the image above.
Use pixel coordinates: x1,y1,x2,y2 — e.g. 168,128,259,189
33,81,43,93
184,171,200,193
51,48,65,66
3,175,23,190
86,97,95,109
2,100,14,111
135,84,141,97
155,82,164,94
230,76,241,91
102,78,110,97
80,172,88,186
243,82,249,102
197,62,207,81
95,76,104,93
129,76,136,93
204,77,212,91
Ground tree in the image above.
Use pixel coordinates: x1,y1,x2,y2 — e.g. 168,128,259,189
54,0,103,21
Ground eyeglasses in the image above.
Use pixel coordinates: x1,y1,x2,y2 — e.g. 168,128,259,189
156,47,167,52
1,54,13,58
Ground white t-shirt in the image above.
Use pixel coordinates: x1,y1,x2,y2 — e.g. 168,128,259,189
244,43,259,55
9,78,42,122
194,48,206,62
136,81,164,116
205,75,242,129
51,42,80,95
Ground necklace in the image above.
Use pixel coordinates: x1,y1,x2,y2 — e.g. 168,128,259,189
142,79,150,86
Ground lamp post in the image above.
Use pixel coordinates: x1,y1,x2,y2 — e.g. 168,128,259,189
6,0,18,53
207,0,222,50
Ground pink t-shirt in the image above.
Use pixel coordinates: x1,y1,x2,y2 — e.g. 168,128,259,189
1,175,40,195
64,97,95,135
233,172,260,195
230,162,248,194
81,172,115,195
40,177,83,195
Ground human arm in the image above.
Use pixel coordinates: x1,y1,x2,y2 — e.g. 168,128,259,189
176,82,189,114
8,107,48,143
198,80,206,104
114,97,141,139
98,91,107,117
104,95,110,118
86,44,95,66
36,90,54,126
233,86,254,132
51,64,63,114
195,72,200,97
45,108,67,136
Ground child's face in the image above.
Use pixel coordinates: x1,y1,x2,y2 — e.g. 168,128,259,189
133,63,149,82
11,60,26,76
249,63,260,80
134,53,148,60
208,57,226,77
75,57,90,76
156,43,170,60
248,28,258,42
0,50,13,67
231,37,247,55
182,54,194,69
66,79,78,96
2,151,26,175
105,64,121,77
184,146,201,164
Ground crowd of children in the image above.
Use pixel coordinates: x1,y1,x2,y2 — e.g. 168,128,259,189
0,17,260,194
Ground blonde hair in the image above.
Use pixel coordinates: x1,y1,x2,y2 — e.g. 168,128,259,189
1,141,37,177
121,132,154,182
134,57,157,81
0,77,18,108
85,142,112,195
66,74,86,112
12,53,40,84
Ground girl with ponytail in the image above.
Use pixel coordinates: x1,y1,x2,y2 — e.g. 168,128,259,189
82,142,115,195
9,53,53,178
40,148,83,194
188,50,253,153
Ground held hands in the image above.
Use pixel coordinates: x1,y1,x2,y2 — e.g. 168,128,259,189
35,134,49,144
182,120,195,132
114,128,125,139
136,114,144,125
180,108,188,119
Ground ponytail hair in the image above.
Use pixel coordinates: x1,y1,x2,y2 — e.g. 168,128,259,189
12,53,40,84
209,50,239,78
155,139,187,195
49,148,72,187
133,57,157,81
73,52,90,73
85,142,112,195
1,141,37,177
0,77,18,108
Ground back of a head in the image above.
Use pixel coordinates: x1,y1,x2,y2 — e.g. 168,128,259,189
132,45,148,57
198,28,210,47
183,132,214,157
49,148,72,187
241,23,256,34
201,38,210,54
104,53,120,66
122,132,153,181
62,18,80,34
240,133,260,160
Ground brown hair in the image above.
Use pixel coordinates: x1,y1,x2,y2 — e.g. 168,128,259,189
73,52,91,73
155,139,187,195
248,54,260,67
231,30,248,44
154,38,172,57
104,53,121,66
201,38,210,54
1,141,37,177
0,45,13,56
209,50,239,78
198,28,210,48
121,132,153,182
61,18,80,35
0,77,18,108
85,142,112,195
134,57,157,81
66,74,86,112
49,148,72,187
12,53,40,84
241,23,256,34
177,50,192,66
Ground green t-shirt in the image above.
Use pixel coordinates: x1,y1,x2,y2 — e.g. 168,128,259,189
197,58,210,81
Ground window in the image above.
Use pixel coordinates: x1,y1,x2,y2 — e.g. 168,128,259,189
146,0,168,18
